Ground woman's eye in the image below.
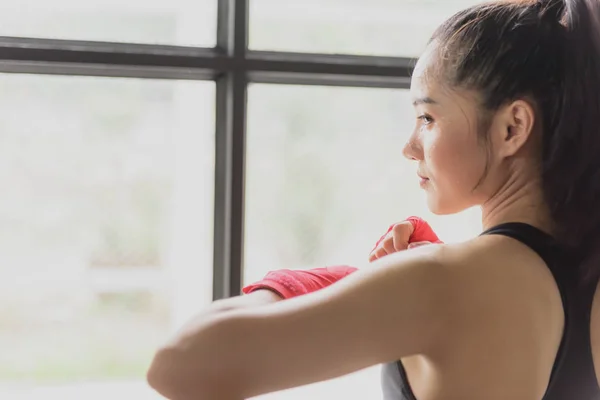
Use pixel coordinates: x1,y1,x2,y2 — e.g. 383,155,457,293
418,115,433,125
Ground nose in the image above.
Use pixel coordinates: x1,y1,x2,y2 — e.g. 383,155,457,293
402,132,423,161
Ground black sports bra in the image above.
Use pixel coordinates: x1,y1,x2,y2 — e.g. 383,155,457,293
381,223,600,400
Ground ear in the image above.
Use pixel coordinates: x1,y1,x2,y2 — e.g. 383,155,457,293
493,99,536,158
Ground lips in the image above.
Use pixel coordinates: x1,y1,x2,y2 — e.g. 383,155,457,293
417,172,430,188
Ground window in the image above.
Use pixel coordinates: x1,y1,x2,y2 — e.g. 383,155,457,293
0,74,215,400
0,1,485,399
250,0,487,57
245,85,481,283
0,0,217,46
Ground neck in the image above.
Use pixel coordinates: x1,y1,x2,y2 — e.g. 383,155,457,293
480,175,553,234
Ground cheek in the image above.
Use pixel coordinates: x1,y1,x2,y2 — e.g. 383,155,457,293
426,135,486,193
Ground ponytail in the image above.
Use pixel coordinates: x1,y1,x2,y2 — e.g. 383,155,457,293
542,0,600,281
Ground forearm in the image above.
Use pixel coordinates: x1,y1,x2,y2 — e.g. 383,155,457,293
148,342,242,400
149,268,357,399
148,292,281,400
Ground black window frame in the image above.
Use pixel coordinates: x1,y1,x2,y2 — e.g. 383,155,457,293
0,0,413,300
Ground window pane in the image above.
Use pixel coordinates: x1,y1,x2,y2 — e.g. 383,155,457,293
245,84,481,398
0,75,215,400
0,0,216,47
250,0,486,57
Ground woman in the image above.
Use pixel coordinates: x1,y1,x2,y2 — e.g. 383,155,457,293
147,0,600,399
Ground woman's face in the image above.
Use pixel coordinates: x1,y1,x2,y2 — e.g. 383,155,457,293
403,46,491,215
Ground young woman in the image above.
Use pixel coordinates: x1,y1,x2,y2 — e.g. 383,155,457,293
146,0,600,399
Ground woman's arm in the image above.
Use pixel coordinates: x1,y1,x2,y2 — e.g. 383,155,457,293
147,245,459,400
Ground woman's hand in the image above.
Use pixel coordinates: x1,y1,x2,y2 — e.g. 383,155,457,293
369,221,415,261
369,217,443,262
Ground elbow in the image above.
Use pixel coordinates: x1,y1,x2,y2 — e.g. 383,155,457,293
146,316,243,399
146,347,192,400
146,351,169,397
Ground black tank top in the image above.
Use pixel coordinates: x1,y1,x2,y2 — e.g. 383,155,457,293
381,222,600,400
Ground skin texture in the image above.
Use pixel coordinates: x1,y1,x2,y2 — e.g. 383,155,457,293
146,41,600,400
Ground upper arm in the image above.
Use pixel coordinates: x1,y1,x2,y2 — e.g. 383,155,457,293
152,246,458,399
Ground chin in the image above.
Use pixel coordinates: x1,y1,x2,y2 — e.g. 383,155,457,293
426,195,466,216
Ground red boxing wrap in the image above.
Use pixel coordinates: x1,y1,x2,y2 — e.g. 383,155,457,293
371,216,443,252
242,265,358,299
242,216,443,299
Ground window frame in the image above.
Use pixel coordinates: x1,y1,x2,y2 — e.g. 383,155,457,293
0,0,413,300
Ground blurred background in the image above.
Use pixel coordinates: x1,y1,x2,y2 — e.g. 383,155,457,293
0,1,485,399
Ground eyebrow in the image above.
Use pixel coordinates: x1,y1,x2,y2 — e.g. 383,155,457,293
412,97,438,106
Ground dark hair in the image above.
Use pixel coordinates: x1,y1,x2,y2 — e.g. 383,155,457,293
428,0,600,281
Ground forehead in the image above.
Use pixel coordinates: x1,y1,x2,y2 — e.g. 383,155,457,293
409,45,484,132
410,44,442,97
413,44,439,79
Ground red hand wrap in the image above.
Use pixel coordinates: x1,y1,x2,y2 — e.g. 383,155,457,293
243,217,443,299
242,265,358,299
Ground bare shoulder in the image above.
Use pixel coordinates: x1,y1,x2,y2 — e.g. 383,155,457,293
425,235,564,399
440,233,563,306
